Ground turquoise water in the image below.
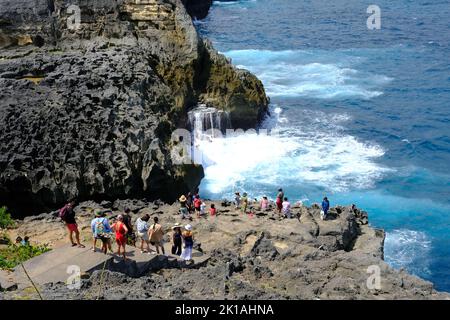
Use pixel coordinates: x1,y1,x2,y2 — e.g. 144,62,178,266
195,0,450,291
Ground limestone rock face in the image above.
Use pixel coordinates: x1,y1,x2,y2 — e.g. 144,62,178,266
0,0,268,216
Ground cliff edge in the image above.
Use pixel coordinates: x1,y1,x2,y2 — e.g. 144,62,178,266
0,0,269,216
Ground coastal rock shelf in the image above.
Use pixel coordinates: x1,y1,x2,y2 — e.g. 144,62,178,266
0,0,268,216
1,201,448,299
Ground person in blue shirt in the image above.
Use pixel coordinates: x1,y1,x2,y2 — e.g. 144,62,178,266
91,211,113,254
321,197,330,220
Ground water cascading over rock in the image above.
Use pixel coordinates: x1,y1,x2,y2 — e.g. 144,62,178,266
188,104,232,141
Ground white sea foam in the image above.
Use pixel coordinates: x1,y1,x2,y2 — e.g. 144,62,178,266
384,229,432,276
198,108,389,195
225,49,392,99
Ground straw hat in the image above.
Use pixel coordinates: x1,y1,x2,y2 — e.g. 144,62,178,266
179,195,187,202
185,224,192,231
172,223,182,230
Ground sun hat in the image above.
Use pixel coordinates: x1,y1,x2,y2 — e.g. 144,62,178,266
172,222,182,230
179,195,187,202
95,210,103,217
117,214,123,220
185,224,192,231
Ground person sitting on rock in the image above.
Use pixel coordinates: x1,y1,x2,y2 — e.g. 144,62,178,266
171,223,183,256
111,215,128,260
282,197,291,219
149,216,165,255
60,200,85,248
321,197,330,220
136,214,151,254
260,196,269,210
15,236,22,245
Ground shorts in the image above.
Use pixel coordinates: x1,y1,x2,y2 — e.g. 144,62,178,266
137,231,149,242
66,223,78,232
95,235,110,244
151,239,164,247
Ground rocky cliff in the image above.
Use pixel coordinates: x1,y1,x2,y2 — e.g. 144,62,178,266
1,201,448,299
0,0,269,216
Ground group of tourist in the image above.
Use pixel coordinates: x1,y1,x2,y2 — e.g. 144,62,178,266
234,188,331,220
59,201,196,263
178,190,216,220
58,189,331,264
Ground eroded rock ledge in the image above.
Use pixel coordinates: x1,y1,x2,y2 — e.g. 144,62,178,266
1,201,448,299
0,0,269,216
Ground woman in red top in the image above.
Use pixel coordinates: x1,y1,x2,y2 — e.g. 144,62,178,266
210,204,217,217
111,215,128,260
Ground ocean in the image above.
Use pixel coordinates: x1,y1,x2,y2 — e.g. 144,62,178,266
194,0,450,292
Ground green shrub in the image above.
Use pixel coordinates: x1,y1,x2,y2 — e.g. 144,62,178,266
0,244,51,270
0,206,15,229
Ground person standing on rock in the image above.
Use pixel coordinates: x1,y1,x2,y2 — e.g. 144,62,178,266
186,192,194,214
210,203,217,217
91,211,113,254
136,214,151,254
234,192,241,210
111,215,129,260
181,224,194,263
123,208,136,247
179,195,191,220
171,223,183,256
59,200,85,248
149,216,165,255
276,189,284,214
321,197,330,220
194,195,202,218
241,192,249,214
282,197,291,219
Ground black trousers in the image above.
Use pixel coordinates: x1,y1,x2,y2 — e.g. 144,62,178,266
171,241,182,256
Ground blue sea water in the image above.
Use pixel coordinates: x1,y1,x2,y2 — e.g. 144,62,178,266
195,0,450,292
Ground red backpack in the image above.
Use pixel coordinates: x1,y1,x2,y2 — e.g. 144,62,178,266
59,204,69,221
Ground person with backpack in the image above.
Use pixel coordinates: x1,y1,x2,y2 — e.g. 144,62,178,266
136,214,151,254
180,224,194,263
91,211,112,254
111,215,129,260
321,197,330,220
149,216,165,255
59,200,85,248
122,208,136,247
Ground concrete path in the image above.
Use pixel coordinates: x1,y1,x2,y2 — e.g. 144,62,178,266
9,242,209,289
